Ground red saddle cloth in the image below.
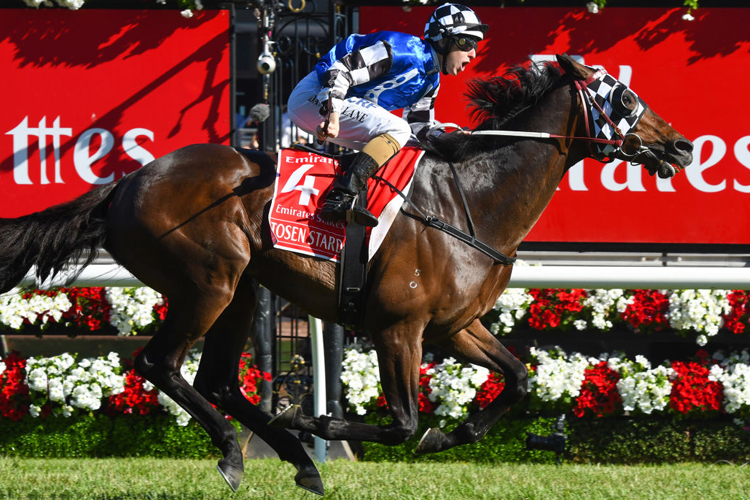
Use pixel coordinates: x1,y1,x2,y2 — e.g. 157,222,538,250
269,146,424,262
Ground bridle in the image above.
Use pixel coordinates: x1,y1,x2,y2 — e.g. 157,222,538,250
435,68,652,165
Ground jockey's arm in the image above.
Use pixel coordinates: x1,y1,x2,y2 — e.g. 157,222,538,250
403,85,441,142
316,40,393,119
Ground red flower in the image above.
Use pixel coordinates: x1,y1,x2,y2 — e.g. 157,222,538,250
724,291,749,334
669,361,722,415
475,373,505,409
0,352,31,421
153,297,168,321
528,289,587,330
620,289,669,331
107,368,159,415
237,353,268,405
59,287,112,331
573,361,622,418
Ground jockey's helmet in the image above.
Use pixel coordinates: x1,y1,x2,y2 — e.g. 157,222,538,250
424,4,489,45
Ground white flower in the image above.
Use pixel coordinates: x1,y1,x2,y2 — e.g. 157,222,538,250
710,351,750,414
667,289,731,343
341,346,381,415
0,289,72,330
181,9,194,18
0,361,6,378
586,2,599,14
428,358,489,421
106,287,164,336
29,404,42,417
490,288,533,334
529,347,593,402
54,0,85,9
24,352,125,417
616,363,674,414
583,289,624,331
682,12,695,21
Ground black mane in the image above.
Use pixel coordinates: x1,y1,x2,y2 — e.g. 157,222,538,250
426,61,565,161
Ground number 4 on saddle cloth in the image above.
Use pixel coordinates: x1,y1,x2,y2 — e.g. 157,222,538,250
269,146,423,263
270,146,423,328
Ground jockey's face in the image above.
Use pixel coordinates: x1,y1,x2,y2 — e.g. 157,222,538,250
443,40,478,76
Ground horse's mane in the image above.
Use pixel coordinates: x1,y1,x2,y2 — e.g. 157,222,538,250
426,61,565,161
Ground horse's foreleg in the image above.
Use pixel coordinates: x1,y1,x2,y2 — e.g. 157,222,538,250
192,276,323,496
134,293,245,491
270,322,423,445
416,319,528,454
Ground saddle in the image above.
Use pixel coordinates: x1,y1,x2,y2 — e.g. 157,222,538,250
275,144,423,330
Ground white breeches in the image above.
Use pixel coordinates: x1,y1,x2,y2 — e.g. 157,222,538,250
287,72,413,151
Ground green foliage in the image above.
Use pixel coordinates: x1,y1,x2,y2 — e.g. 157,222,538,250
360,413,750,464
361,413,560,464
0,414,241,458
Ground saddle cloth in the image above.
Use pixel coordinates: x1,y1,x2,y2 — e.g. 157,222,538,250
269,146,424,262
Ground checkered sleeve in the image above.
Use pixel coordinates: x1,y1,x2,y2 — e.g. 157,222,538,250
316,40,393,115
403,83,440,141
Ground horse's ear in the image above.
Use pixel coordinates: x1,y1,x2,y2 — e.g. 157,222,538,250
556,53,591,79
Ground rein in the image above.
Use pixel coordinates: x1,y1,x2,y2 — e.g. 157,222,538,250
372,170,517,267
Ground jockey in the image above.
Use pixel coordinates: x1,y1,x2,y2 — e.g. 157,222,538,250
286,3,488,227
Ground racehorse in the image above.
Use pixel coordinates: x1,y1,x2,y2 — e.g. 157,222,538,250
0,55,692,495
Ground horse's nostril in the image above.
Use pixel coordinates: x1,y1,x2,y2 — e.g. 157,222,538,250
672,138,694,154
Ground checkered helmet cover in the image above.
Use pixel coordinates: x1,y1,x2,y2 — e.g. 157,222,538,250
424,4,489,42
584,71,649,157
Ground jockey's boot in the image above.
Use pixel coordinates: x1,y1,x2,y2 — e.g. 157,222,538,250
319,152,381,227
319,133,401,227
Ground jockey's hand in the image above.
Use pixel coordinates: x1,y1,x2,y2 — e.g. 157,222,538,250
317,112,340,143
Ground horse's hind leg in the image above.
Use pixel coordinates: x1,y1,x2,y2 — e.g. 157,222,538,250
416,318,528,454
134,290,246,491
270,321,423,445
192,276,324,496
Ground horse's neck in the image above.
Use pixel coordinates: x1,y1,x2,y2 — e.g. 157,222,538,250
458,86,585,252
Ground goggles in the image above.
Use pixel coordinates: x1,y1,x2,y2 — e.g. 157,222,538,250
451,35,479,52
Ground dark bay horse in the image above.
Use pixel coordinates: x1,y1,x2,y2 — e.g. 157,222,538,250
0,55,692,495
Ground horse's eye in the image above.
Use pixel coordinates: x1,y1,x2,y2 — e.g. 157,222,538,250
610,86,638,117
621,90,637,111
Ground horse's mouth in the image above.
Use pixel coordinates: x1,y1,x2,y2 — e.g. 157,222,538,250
641,145,693,179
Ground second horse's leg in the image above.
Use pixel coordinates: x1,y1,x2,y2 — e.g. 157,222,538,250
416,318,528,454
192,276,324,496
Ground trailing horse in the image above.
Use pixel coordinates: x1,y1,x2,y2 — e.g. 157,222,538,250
0,55,693,495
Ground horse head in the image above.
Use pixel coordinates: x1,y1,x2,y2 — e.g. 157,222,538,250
557,53,694,179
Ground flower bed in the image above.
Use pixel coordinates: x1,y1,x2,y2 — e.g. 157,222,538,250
343,344,750,463
0,348,269,456
3,286,750,346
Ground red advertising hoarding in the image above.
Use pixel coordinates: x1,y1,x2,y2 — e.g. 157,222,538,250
360,7,750,246
0,9,231,218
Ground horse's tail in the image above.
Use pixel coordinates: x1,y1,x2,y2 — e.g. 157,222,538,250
0,181,121,294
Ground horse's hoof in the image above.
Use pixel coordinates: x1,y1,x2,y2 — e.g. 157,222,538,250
268,404,301,429
295,466,325,496
415,427,445,455
216,460,243,492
